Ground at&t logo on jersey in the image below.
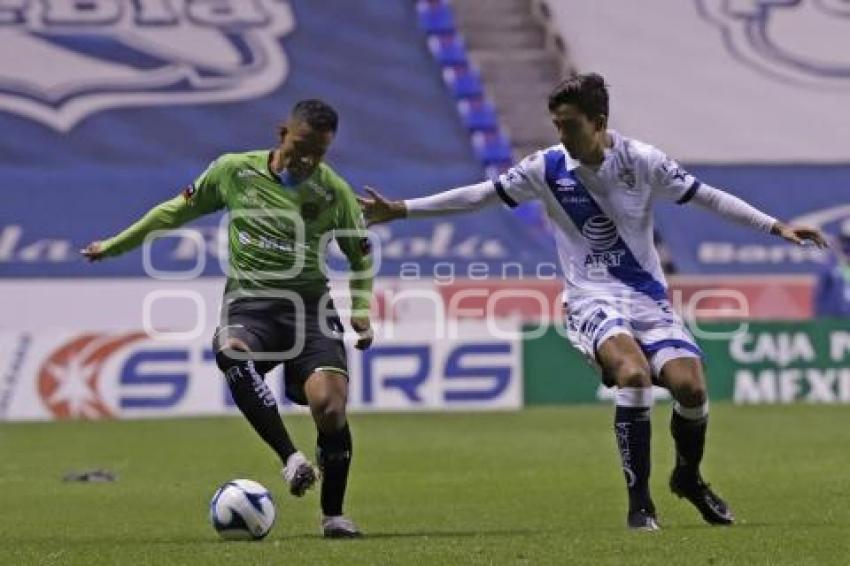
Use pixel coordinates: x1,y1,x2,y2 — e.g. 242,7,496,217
581,215,626,269
697,0,850,87
0,0,295,131
581,215,619,252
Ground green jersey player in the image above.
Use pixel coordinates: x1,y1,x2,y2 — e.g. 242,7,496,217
82,99,372,538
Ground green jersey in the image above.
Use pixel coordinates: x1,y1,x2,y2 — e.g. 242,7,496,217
101,150,373,314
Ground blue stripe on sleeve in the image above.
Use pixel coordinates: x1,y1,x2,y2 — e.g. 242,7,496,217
676,180,702,205
494,179,518,208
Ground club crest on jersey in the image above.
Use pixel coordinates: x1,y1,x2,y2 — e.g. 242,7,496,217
305,181,334,203
0,0,295,132
618,168,636,189
697,0,850,87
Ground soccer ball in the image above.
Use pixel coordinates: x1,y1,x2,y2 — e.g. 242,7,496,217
209,479,276,540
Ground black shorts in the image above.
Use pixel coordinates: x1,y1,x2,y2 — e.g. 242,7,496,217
213,295,347,406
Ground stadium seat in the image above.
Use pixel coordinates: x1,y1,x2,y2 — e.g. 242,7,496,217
427,35,469,67
416,0,456,35
443,67,484,99
417,5,515,182
458,99,500,131
472,131,513,164
484,163,512,180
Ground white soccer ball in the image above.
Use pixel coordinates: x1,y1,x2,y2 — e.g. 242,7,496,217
209,479,276,540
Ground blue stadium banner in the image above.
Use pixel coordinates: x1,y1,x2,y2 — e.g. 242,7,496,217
656,165,850,275
0,0,552,279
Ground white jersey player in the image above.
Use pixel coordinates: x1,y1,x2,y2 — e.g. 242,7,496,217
359,73,827,531
491,129,775,379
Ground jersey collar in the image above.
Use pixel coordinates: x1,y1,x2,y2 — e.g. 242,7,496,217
563,147,581,171
266,149,282,182
604,130,623,159
564,130,621,172
267,149,301,187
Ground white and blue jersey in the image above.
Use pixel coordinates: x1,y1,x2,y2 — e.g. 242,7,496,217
495,130,703,374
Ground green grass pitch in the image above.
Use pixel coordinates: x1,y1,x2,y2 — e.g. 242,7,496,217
1,405,848,565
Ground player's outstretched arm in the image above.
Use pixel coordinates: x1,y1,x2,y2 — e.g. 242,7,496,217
357,182,501,226
80,193,218,262
688,185,828,248
82,157,227,262
769,221,829,248
80,240,109,261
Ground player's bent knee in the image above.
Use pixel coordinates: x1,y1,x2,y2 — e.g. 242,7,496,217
601,346,652,389
305,370,348,430
312,395,346,421
309,396,347,432
618,370,652,389
610,360,652,388
323,407,347,432
214,338,253,372
676,380,707,407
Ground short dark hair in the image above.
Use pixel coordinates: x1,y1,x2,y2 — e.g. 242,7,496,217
291,98,339,133
548,73,609,119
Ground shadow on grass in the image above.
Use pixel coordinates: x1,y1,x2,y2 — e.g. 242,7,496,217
7,527,558,547
288,527,556,541
659,520,843,532
7,535,217,546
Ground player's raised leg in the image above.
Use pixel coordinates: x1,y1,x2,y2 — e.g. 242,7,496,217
597,334,659,531
213,329,317,497
304,370,361,538
658,357,734,525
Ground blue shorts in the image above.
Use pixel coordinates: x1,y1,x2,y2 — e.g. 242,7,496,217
565,294,702,378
